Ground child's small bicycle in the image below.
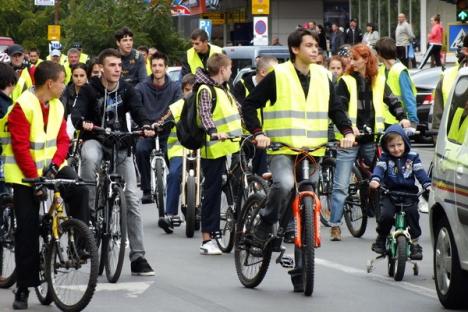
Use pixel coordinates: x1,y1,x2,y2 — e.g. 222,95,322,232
366,187,426,281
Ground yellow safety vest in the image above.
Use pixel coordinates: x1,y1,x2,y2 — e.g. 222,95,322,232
11,69,33,103
64,64,72,85
442,66,459,105
263,61,329,156
79,52,89,64
167,99,185,160
197,85,242,159
447,107,468,145
146,59,152,76
336,74,385,138
46,54,67,65
0,90,65,186
187,44,223,74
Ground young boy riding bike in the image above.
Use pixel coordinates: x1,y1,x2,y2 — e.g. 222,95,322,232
369,124,431,260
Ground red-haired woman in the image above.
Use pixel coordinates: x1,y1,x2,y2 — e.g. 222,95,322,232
328,44,410,241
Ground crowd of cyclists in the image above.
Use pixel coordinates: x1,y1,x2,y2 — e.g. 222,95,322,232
0,20,467,310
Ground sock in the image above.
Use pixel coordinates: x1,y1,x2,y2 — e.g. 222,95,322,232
202,239,211,245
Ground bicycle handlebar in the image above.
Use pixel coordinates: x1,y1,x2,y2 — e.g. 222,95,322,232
268,141,329,153
379,186,427,198
22,177,96,187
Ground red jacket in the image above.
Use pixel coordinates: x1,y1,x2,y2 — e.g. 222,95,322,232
428,24,443,45
8,101,70,179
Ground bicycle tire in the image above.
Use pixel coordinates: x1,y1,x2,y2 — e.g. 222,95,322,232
301,196,315,296
234,193,272,288
46,218,98,312
319,158,335,227
236,175,269,218
0,205,16,289
35,235,52,305
394,235,407,281
104,186,127,283
217,185,235,253
185,174,197,238
154,158,165,218
344,167,368,237
95,183,106,276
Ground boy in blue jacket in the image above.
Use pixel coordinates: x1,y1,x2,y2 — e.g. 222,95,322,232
369,124,431,260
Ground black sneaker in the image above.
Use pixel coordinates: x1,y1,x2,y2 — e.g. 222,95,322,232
131,257,155,276
141,192,154,204
410,243,423,260
288,268,304,293
12,287,29,310
371,236,386,254
253,219,273,243
158,217,174,234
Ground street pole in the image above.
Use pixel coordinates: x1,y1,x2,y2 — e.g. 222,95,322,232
54,0,60,24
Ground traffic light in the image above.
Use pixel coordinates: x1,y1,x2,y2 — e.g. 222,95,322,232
457,0,468,22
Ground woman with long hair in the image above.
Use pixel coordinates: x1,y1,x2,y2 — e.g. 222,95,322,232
362,22,380,49
61,63,88,137
328,44,410,241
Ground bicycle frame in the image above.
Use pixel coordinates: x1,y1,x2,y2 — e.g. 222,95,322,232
180,148,201,209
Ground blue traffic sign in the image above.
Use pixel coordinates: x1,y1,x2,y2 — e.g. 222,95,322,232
448,23,468,51
199,19,212,41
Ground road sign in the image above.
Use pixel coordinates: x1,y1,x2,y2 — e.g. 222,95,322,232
448,23,468,51
199,19,213,41
35,0,55,5
171,5,191,16
47,25,61,41
253,16,268,46
201,12,225,25
252,0,270,15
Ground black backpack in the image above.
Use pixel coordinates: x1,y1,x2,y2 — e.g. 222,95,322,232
176,84,216,150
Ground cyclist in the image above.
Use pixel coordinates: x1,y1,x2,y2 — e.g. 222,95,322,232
375,37,419,128
242,28,355,292
135,51,182,204
1,61,89,310
71,48,155,276
328,43,410,241
115,26,147,86
180,28,223,78
196,53,242,255
157,73,196,233
5,44,33,102
369,124,431,259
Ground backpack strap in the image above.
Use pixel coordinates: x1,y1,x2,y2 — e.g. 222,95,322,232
208,85,217,113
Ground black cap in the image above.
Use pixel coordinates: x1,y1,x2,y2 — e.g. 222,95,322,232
6,44,24,56
71,42,82,49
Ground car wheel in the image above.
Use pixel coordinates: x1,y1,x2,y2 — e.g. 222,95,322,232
434,216,468,309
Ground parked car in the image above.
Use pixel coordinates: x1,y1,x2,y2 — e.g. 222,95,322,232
167,66,181,84
429,66,468,309
0,36,14,52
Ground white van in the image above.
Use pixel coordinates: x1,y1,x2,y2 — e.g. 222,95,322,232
429,66,468,309
222,46,289,76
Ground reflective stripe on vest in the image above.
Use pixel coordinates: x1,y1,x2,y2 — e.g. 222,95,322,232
187,44,223,74
442,66,459,105
1,90,64,186
447,107,468,145
11,69,33,103
197,85,241,159
336,74,385,139
167,99,185,160
263,61,329,156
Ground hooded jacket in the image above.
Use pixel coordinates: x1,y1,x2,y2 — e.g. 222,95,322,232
71,76,150,147
135,74,182,122
371,124,431,193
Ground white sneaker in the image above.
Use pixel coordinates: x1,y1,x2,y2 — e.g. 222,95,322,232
418,199,429,213
200,240,222,255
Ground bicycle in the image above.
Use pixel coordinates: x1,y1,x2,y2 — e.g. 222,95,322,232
181,148,201,238
366,187,426,281
234,142,323,296
93,126,144,283
150,129,168,219
214,135,268,253
317,142,338,227
0,188,15,289
23,177,98,312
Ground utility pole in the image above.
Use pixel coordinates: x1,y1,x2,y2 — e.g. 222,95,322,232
54,0,60,24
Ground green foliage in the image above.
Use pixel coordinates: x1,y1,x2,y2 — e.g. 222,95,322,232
0,0,188,64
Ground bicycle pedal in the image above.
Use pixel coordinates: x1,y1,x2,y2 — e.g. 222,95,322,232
170,216,183,227
279,256,294,268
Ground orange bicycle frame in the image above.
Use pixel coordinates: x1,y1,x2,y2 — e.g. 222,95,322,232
291,191,322,248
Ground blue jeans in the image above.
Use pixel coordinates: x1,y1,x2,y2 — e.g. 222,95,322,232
166,157,182,216
329,143,375,226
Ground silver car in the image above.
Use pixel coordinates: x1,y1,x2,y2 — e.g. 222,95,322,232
429,66,468,309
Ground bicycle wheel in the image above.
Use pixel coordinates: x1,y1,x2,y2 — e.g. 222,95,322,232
318,158,334,227
185,174,197,238
394,235,407,281
301,196,315,296
387,241,395,277
46,218,98,312
35,236,52,305
103,186,127,283
236,175,269,217
94,182,106,276
344,167,368,237
217,184,235,253
154,158,166,218
0,205,16,288
234,193,272,288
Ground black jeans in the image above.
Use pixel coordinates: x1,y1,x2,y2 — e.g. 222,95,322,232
376,193,421,239
396,45,409,67
420,44,442,68
13,166,89,288
201,157,226,234
135,135,168,193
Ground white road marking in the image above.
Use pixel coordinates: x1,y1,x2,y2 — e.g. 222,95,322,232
316,258,438,300
57,281,154,298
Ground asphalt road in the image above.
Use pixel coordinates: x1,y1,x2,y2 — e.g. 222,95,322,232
0,145,447,312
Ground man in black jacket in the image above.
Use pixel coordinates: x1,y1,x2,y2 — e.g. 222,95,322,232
135,51,182,204
345,18,363,45
115,27,147,86
72,48,155,276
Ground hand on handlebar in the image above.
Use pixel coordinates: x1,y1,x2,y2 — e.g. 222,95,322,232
211,132,229,141
33,184,48,202
254,134,270,149
340,133,355,149
400,119,411,128
82,121,94,131
142,125,155,138
369,180,380,189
